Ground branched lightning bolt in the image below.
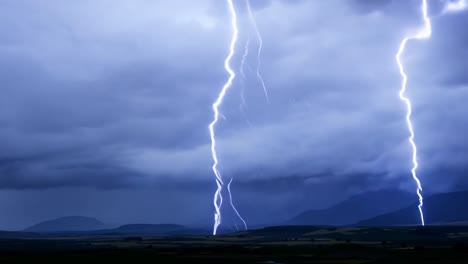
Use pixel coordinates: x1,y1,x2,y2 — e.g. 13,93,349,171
228,177,248,230
246,0,269,102
396,0,432,226
209,0,246,236
240,36,250,109
239,36,253,127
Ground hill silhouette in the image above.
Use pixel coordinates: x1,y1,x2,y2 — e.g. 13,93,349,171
25,216,107,232
289,189,415,225
357,191,468,226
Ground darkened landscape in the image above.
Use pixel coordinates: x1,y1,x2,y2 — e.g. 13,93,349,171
1,225,468,263
0,183,467,262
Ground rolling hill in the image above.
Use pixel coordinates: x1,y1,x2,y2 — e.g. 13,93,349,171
357,191,468,226
25,216,108,232
289,189,416,225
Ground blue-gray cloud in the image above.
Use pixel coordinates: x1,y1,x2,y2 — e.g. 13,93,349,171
0,0,466,229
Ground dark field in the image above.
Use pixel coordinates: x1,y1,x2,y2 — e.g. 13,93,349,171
1,226,468,263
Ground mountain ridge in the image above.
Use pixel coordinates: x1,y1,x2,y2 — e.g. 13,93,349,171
356,190,468,226
289,189,416,226
25,216,108,232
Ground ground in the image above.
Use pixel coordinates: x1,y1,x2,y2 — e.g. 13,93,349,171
0,226,468,263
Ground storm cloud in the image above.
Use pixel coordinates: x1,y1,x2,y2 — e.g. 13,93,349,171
0,0,466,229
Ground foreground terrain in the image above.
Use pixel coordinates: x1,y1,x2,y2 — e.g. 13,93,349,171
1,226,468,263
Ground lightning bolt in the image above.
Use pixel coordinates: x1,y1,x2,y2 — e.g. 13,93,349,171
246,0,269,102
228,177,248,230
239,0,268,125
240,36,250,108
239,35,253,127
209,0,247,236
396,0,432,226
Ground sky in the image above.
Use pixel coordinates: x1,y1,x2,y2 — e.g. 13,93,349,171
0,0,466,230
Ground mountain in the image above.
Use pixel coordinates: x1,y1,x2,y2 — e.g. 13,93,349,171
25,216,108,232
25,217,208,236
289,190,415,226
357,191,468,226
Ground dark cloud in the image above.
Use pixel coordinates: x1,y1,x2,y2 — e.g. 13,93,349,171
0,0,465,229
